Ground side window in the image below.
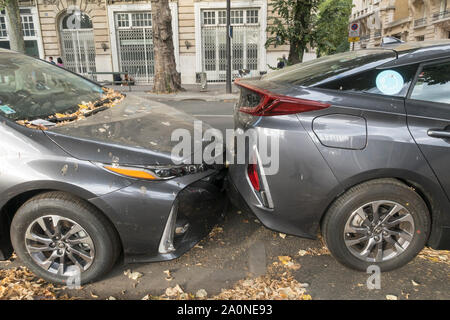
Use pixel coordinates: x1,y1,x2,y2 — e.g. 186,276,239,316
410,62,450,104
318,64,418,97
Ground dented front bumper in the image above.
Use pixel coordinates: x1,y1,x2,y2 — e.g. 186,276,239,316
89,168,227,264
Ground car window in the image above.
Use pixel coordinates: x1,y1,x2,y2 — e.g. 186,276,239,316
410,61,450,104
262,50,396,86
0,52,103,121
317,64,418,97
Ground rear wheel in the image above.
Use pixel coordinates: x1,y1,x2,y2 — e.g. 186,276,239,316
11,192,119,285
322,179,430,271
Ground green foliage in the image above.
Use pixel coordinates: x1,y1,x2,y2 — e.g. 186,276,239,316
266,0,353,63
313,0,353,57
266,0,320,64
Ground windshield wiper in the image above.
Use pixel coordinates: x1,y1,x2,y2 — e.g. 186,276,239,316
45,98,113,123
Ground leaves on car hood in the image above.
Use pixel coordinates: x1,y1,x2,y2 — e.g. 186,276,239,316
16,88,124,130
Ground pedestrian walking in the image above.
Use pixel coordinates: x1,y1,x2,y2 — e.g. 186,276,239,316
56,57,64,68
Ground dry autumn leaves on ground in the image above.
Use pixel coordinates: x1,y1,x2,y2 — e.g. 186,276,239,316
1,247,448,300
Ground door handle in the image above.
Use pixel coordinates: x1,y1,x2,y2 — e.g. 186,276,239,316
427,129,450,139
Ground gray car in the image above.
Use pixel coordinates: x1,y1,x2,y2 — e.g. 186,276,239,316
228,41,450,271
0,49,225,284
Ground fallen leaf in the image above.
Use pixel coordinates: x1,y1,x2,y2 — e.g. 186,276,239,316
195,289,208,299
279,233,286,239
163,270,173,281
386,295,398,300
124,269,143,281
278,256,291,265
165,284,184,297
213,274,310,300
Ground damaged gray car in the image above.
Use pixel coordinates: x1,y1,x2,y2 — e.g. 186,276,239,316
0,49,226,284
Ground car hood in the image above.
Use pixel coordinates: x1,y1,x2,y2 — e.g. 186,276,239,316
45,95,211,166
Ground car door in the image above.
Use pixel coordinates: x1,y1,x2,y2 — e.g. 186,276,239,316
405,59,450,197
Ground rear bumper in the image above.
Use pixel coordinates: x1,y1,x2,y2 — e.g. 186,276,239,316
227,166,320,239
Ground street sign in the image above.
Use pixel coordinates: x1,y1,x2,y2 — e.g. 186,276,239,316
348,23,360,42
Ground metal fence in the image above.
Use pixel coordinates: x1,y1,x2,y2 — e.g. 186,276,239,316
201,24,259,82
116,28,154,83
60,29,96,76
432,10,450,21
414,18,427,28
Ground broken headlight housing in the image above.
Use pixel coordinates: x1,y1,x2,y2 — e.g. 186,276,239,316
102,163,208,180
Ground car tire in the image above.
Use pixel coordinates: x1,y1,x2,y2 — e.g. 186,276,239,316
10,192,120,285
321,179,430,272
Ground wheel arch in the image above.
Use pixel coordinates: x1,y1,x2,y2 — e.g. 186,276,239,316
0,182,124,261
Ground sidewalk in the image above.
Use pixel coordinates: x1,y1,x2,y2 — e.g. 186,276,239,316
109,83,240,102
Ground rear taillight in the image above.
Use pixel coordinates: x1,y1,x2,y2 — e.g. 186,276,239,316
247,163,260,191
236,80,330,116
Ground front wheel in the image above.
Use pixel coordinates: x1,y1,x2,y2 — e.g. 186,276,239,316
322,179,430,272
11,192,119,285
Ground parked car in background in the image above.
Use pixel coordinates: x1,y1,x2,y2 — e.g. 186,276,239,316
228,41,450,271
0,49,226,284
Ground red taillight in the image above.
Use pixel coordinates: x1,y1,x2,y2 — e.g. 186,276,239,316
236,79,330,116
247,163,260,191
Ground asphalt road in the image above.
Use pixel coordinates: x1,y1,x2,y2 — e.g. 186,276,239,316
150,98,234,134
1,99,449,300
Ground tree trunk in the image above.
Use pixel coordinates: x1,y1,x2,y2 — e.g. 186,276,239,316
150,0,183,93
287,0,312,65
5,0,25,53
288,42,303,65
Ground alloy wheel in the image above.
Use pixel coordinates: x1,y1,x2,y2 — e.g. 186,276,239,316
344,201,415,262
25,215,95,276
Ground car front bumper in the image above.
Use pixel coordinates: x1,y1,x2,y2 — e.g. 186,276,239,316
89,168,227,264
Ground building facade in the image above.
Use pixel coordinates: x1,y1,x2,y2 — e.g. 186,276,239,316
350,0,450,48
0,0,291,84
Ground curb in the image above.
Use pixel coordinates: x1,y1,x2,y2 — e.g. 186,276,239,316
119,91,239,102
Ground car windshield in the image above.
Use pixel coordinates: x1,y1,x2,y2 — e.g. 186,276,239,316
0,51,103,121
262,49,397,87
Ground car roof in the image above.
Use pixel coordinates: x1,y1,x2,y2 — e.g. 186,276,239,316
379,40,450,68
391,39,450,52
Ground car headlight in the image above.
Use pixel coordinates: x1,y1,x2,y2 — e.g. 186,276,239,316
103,164,208,180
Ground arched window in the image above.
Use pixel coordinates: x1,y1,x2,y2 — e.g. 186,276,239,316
61,12,93,30
59,11,96,75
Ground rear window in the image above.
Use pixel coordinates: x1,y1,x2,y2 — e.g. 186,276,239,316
319,64,418,97
263,50,396,87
